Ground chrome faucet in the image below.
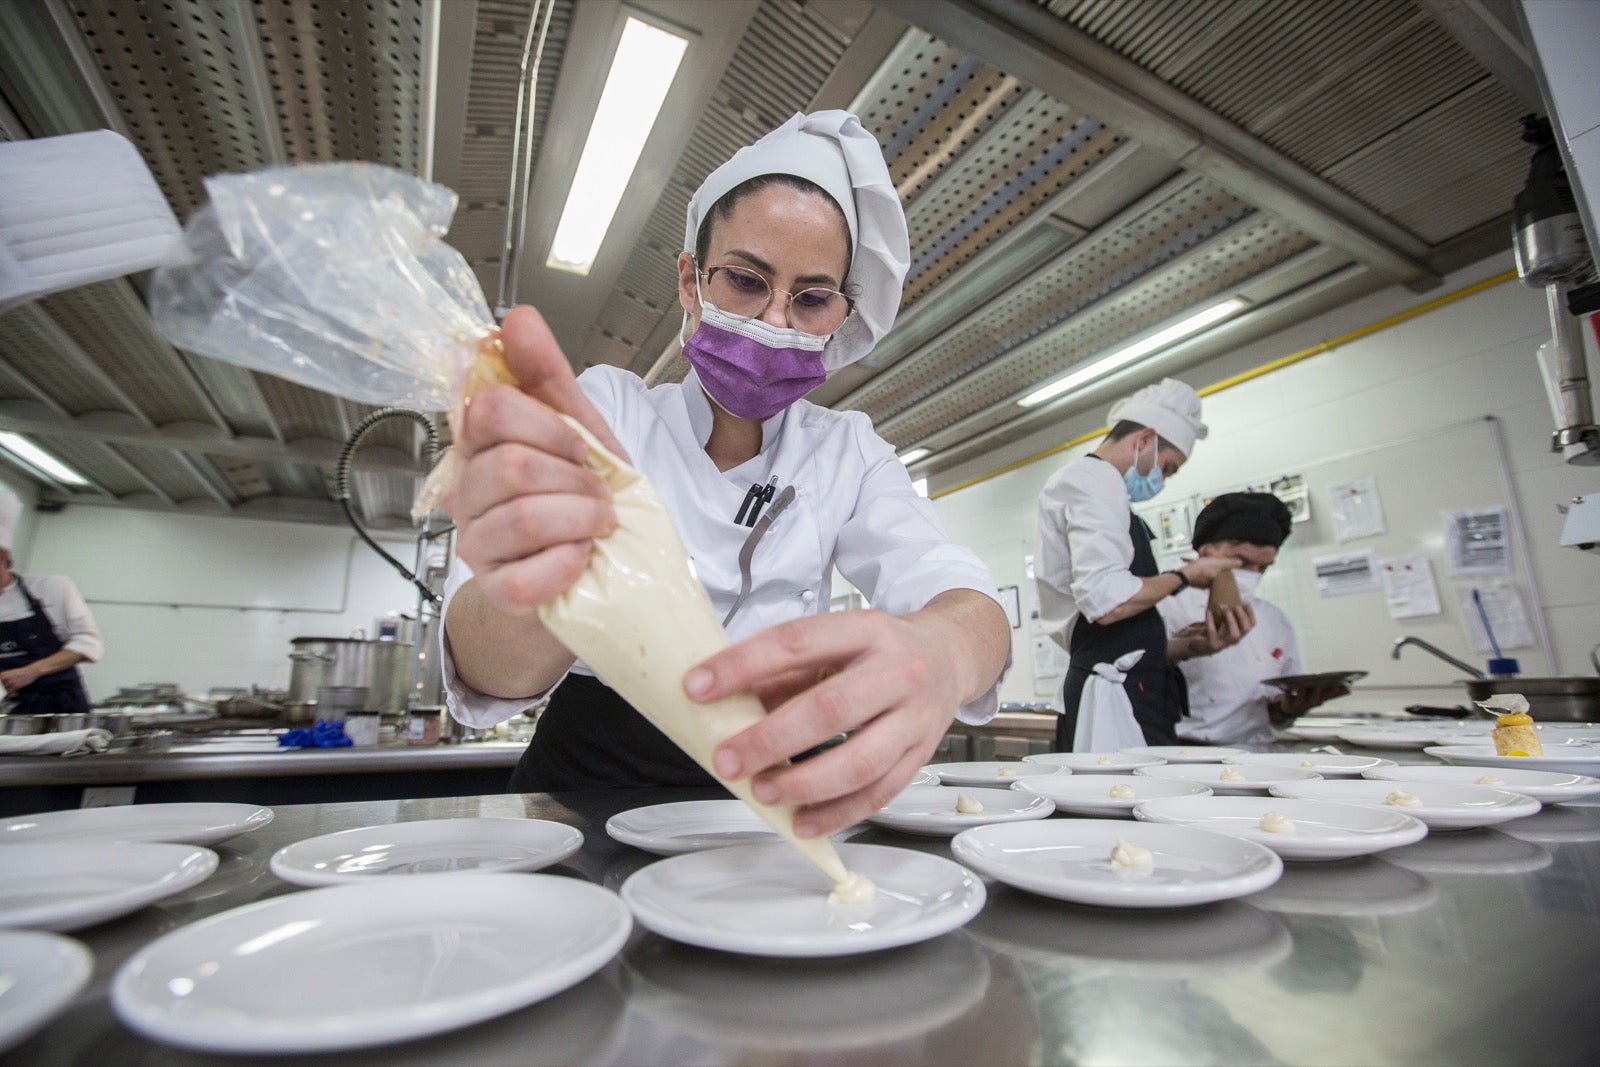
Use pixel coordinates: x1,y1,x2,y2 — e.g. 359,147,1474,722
1391,636,1486,679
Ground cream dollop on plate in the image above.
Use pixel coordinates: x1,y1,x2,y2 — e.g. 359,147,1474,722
1108,784,1136,799
1475,774,1504,786
1258,811,1296,834
1219,767,1245,782
954,793,984,815
827,871,877,906
1385,790,1422,807
1109,838,1153,868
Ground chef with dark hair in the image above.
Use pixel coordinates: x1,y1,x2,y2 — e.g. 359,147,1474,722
1159,491,1346,746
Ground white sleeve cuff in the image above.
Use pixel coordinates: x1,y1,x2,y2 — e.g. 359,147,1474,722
440,622,559,728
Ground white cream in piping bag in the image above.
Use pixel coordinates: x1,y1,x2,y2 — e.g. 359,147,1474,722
538,418,872,904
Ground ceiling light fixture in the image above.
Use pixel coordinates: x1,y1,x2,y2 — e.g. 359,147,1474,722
0,431,90,486
898,447,931,465
545,17,687,276
1017,298,1250,409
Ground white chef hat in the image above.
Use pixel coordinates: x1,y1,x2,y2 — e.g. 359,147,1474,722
683,110,909,371
1107,378,1209,458
0,489,19,551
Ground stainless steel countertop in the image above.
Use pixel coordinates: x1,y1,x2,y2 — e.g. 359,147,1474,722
0,741,529,786
8,758,1600,1066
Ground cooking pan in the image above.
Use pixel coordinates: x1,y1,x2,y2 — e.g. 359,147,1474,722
1462,677,1600,723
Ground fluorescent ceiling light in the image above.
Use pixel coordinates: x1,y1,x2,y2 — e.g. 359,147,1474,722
0,431,90,486
546,17,687,275
898,447,931,465
1018,298,1250,409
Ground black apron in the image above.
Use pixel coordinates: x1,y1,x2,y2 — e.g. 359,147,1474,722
0,578,92,715
1057,513,1187,750
508,672,726,793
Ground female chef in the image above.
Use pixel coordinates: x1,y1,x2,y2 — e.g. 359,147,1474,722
440,111,1011,837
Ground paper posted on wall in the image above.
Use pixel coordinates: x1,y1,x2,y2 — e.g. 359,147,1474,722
1455,582,1535,653
1380,554,1442,618
1329,476,1387,541
1313,548,1382,597
1445,507,1512,576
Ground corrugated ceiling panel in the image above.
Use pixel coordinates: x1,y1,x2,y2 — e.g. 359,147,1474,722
1324,79,1528,244
349,469,418,525
878,216,1317,447
588,0,851,370
31,433,142,497
253,0,424,170
257,460,329,500
451,0,574,290
116,442,226,503
850,176,1253,420
254,375,348,444
38,282,217,428
181,361,282,442
0,305,129,415
67,0,277,218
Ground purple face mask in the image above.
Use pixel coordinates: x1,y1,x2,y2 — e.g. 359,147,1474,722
681,295,828,420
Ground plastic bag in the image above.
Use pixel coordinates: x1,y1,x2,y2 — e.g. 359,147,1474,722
148,163,512,514
1072,649,1147,752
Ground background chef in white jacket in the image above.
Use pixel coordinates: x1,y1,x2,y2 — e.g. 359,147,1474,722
1160,492,1349,746
0,489,103,714
440,112,1011,837
1035,380,1253,750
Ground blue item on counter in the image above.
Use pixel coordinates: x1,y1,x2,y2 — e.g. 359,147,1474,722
277,720,353,748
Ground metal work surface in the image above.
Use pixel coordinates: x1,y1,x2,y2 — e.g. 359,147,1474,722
9,768,1600,1066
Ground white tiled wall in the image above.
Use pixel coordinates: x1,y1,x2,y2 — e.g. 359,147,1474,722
930,253,1600,712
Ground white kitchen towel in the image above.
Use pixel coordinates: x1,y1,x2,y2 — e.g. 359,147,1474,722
1072,649,1147,752
0,728,112,756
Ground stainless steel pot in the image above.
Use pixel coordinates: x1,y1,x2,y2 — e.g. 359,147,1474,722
87,710,135,737
288,637,414,718
1462,678,1600,722
1,715,47,735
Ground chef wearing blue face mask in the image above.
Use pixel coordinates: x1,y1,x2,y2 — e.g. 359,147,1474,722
1035,379,1253,749
439,112,1012,838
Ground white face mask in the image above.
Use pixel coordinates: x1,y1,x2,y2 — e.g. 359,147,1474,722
1233,569,1263,602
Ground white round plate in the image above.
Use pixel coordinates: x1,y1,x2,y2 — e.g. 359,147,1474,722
1335,727,1441,750
922,761,1063,787
1022,751,1164,774
951,820,1281,909
1281,721,1367,741
1133,796,1427,861
605,800,856,856
0,803,273,847
619,842,984,958
867,786,1053,837
1225,752,1397,777
0,842,218,931
1121,745,1248,764
111,872,629,1054
1364,764,1600,804
269,818,583,887
1425,745,1600,778
1012,774,1210,818
1135,762,1321,795
0,930,93,1053
1265,778,1540,830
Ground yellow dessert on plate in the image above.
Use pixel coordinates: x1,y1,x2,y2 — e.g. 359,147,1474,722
1483,695,1542,756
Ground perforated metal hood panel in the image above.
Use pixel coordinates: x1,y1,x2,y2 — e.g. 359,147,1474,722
0,0,1537,525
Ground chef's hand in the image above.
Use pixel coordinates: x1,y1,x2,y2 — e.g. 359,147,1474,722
0,664,42,693
1173,603,1257,659
1270,684,1349,723
445,307,628,617
685,593,1008,838
1178,555,1239,588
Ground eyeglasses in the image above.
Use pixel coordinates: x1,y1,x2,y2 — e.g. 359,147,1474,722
699,263,853,336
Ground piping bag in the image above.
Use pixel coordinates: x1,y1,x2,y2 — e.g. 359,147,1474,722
146,161,867,898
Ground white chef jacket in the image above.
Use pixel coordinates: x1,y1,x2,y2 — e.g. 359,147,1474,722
443,366,1007,728
0,574,103,662
1157,586,1300,747
1034,454,1144,650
